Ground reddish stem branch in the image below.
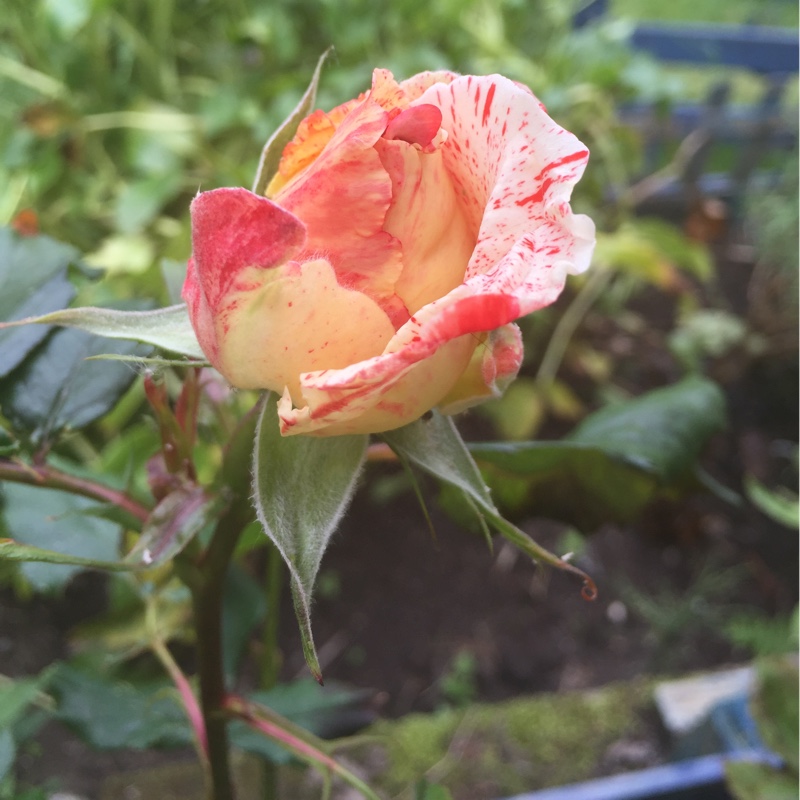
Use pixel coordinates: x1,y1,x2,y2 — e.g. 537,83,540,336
0,459,150,524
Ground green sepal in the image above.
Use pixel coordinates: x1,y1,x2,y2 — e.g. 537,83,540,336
382,412,597,599
251,394,367,681
251,48,332,196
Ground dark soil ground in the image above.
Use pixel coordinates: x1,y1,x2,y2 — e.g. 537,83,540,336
2,233,797,798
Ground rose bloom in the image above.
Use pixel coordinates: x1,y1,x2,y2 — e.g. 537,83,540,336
183,69,595,436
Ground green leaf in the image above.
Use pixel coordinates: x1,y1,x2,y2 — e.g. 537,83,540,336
252,394,367,681
251,48,332,196
0,227,78,377
0,303,204,360
0,484,124,589
469,376,729,530
226,694,381,800
53,665,192,749
752,658,800,772
114,173,183,235
725,760,798,800
382,413,597,599
229,679,365,764
415,780,454,800
125,484,223,568
0,673,52,729
69,582,191,658
567,376,726,481
0,327,147,439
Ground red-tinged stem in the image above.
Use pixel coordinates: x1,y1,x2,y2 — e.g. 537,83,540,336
224,695,381,800
151,637,208,760
225,696,339,771
0,458,150,525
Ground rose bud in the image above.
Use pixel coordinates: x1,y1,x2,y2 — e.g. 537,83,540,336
183,69,595,436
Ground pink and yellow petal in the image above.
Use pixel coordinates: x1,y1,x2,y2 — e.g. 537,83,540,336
438,323,523,415
184,188,307,367
273,97,408,326
266,95,366,196
278,333,477,436
212,257,395,398
376,139,474,315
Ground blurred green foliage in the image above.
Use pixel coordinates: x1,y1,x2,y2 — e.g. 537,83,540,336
0,0,681,280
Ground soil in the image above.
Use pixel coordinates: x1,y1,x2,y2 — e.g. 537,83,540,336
1,232,797,798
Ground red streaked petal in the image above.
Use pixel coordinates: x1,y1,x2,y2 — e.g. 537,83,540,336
416,74,594,280
273,97,408,327
438,323,523,415
384,104,442,148
187,188,306,312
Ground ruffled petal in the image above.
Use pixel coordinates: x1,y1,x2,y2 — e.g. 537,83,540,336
416,74,595,279
266,95,365,196
278,333,477,437
399,70,459,101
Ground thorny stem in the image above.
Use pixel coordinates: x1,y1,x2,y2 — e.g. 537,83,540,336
0,458,150,525
190,503,250,800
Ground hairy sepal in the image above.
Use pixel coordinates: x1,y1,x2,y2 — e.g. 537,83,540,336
251,394,367,681
382,412,597,599
251,48,332,196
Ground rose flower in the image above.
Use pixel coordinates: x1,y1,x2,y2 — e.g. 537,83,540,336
183,69,595,436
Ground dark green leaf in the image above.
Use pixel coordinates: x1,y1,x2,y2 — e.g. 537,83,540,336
229,679,364,764
52,665,192,749
0,484,123,589
0,327,146,439
470,442,658,530
252,394,367,681
0,672,52,729
0,227,78,377
0,729,14,782
567,376,726,482
469,377,729,530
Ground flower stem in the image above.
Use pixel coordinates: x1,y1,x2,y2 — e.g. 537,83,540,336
190,504,250,800
259,543,284,800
